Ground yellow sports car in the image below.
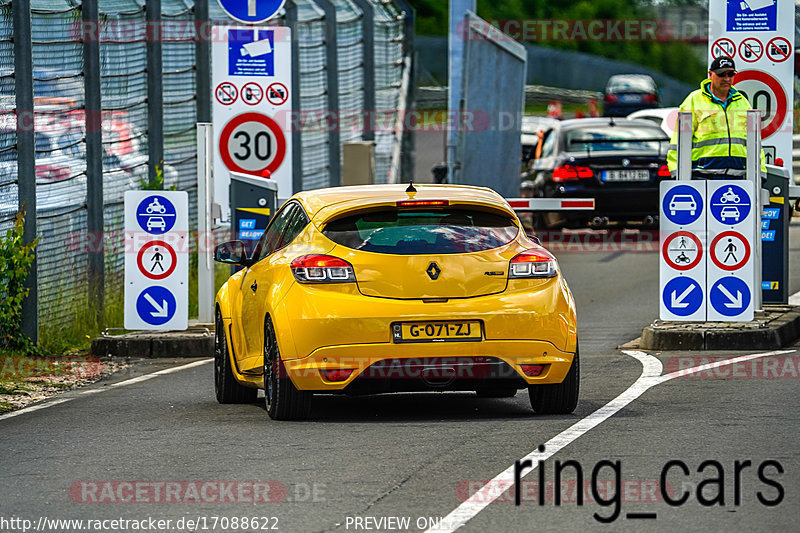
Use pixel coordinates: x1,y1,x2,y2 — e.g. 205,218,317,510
214,183,578,420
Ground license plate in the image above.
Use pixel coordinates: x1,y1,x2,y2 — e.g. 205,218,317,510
602,170,650,182
392,321,482,343
619,94,642,103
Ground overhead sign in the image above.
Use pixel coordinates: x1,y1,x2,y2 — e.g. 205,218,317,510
216,0,286,25
125,191,188,330
212,25,292,221
709,0,794,169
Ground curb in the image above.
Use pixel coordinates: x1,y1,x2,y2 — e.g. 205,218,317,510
639,307,800,351
90,325,214,358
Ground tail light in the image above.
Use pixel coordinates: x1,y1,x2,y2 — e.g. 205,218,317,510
604,94,618,103
509,250,558,279
642,94,657,103
552,164,593,182
321,369,354,382
658,165,671,177
397,200,449,207
291,254,356,283
36,164,70,182
520,364,545,377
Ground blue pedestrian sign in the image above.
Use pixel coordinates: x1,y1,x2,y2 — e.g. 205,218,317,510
662,185,703,226
709,277,751,318
135,286,177,327
217,0,285,24
709,184,750,225
136,195,177,235
662,277,704,317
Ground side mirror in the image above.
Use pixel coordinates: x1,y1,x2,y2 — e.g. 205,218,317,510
214,240,250,266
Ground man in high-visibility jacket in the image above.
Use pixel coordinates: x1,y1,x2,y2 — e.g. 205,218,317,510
666,56,766,179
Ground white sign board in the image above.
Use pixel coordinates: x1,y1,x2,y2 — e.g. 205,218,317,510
213,26,292,221
706,180,755,321
659,180,756,322
708,0,795,167
660,181,707,321
124,191,189,330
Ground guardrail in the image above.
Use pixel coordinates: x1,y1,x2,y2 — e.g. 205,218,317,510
417,85,602,109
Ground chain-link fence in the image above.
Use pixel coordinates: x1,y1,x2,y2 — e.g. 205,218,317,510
1,0,413,337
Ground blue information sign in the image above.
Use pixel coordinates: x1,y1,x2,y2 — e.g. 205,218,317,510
709,277,751,318
217,0,286,24
228,29,274,77
726,0,777,32
662,185,703,226
662,277,703,317
136,286,177,326
136,195,177,235
709,184,750,225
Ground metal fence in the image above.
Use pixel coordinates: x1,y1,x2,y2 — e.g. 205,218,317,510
1,0,413,339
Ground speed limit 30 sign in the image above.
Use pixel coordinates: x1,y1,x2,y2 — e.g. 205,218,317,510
219,112,286,177
212,26,292,220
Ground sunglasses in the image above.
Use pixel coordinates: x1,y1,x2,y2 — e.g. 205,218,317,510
716,70,737,78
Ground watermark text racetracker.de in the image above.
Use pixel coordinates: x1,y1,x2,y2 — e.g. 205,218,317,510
0,515,279,532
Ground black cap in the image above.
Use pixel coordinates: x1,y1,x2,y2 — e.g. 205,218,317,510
709,56,735,73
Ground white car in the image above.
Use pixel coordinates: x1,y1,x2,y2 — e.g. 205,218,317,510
720,206,740,221
669,194,696,216
628,107,678,137
147,216,166,231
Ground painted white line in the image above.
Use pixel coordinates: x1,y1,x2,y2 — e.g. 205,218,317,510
1,358,213,422
0,398,72,422
789,289,800,307
428,348,796,532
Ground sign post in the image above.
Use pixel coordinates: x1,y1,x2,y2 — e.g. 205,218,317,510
124,191,189,330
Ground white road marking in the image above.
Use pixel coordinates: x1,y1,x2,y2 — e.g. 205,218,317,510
428,348,796,532
789,289,800,307
0,398,73,422
0,359,212,422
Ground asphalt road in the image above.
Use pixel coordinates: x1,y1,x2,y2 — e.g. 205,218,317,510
2,223,799,533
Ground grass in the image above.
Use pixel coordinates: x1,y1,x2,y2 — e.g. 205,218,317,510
0,401,12,414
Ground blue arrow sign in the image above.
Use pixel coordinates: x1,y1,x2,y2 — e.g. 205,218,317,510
709,277,751,318
136,195,177,235
662,277,703,317
136,286,177,326
217,0,285,24
662,185,703,226
709,184,750,225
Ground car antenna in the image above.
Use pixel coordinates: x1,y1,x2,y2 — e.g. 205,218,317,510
608,116,616,127
406,182,416,193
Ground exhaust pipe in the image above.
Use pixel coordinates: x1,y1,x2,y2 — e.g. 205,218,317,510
421,367,456,387
643,215,656,225
590,216,609,227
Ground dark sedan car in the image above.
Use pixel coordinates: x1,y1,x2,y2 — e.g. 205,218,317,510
603,74,659,117
521,118,671,229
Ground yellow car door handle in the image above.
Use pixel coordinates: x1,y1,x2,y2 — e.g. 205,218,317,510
251,281,258,293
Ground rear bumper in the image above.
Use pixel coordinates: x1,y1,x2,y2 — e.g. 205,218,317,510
284,344,575,391
275,278,577,391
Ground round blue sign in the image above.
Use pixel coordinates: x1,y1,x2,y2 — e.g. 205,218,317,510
136,286,177,326
662,276,703,317
217,0,286,24
709,277,751,317
709,184,750,225
662,185,703,226
136,195,177,235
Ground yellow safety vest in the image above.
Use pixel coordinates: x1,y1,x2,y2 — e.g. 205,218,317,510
666,79,766,177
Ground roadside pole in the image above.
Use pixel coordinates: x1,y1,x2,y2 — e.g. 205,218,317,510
197,123,214,324
676,112,692,181
746,109,763,312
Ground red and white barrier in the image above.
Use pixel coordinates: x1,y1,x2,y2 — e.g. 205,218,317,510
505,198,595,211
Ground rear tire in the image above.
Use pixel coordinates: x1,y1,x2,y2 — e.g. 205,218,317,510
214,311,257,404
528,346,579,414
263,317,312,420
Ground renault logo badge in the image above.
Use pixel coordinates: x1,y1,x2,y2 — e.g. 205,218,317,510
426,262,441,280
622,158,630,167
